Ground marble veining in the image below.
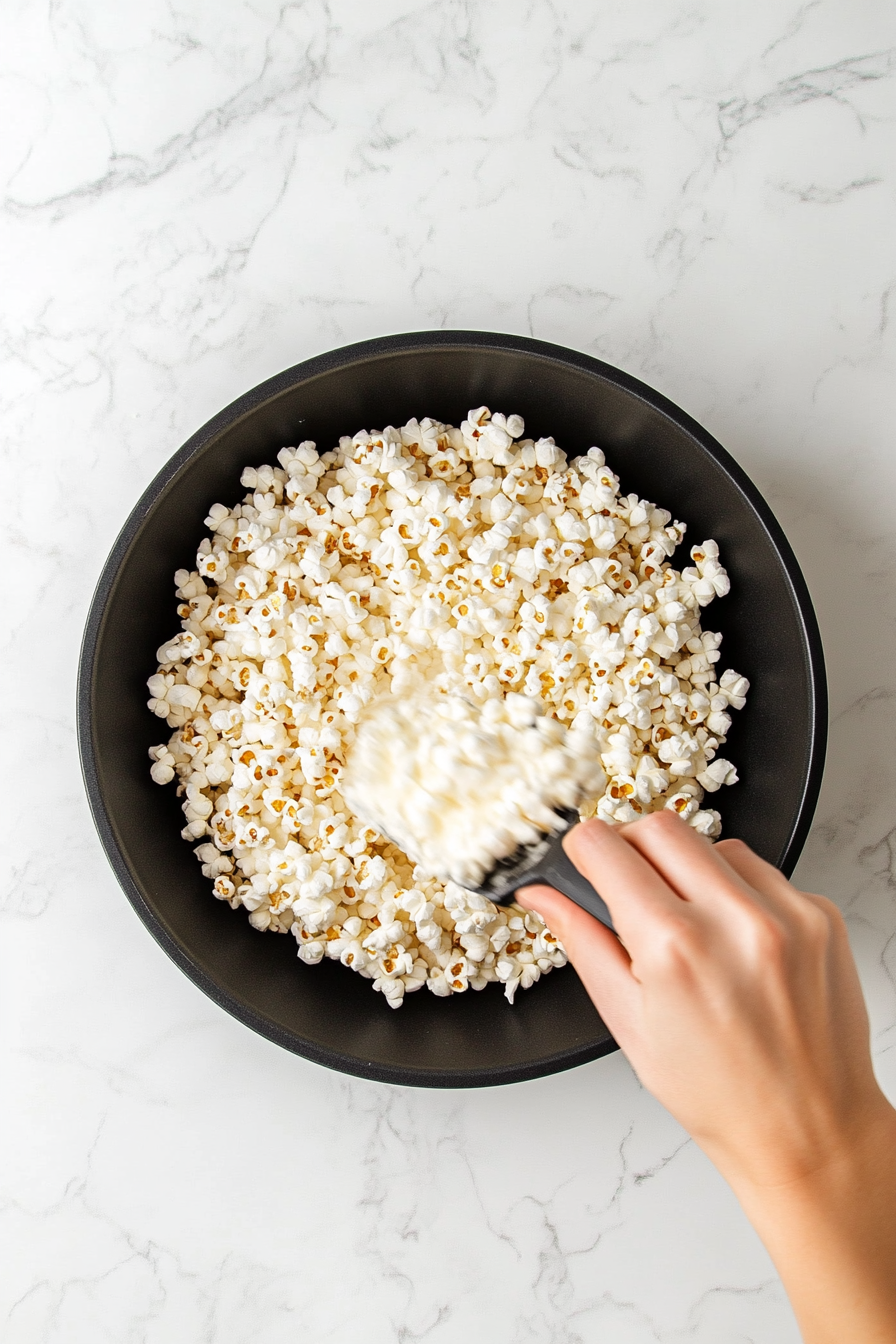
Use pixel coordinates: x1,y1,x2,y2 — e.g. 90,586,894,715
2,1,895,1339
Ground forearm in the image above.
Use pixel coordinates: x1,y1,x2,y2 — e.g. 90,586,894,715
728,1101,896,1344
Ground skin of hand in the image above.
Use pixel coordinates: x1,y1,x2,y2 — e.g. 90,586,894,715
517,811,896,1344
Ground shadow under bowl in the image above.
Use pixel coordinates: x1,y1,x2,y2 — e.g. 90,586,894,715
78,331,827,1088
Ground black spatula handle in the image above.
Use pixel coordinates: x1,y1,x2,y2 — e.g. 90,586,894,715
522,828,615,932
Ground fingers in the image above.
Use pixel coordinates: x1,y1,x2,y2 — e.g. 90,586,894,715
516,882,639,1040
714,837,803,905
562,819,687,948
517,881,630,967
618,810,755,909
716,839,853,952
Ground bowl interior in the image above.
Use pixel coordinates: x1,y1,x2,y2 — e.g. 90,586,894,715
80,333,825,1087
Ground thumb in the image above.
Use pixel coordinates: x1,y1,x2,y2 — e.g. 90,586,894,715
517,883,640,1044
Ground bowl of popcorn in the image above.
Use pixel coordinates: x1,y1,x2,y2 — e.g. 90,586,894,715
78,331,826,1087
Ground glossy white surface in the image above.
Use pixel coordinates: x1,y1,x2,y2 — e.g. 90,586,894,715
3,2,895,1340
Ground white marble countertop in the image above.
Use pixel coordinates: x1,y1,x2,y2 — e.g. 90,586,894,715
3,2,896,1340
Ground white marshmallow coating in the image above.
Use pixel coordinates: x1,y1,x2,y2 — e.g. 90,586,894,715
343,691,607,889
147,408,748,1008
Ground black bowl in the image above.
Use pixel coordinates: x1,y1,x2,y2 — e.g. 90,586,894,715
78,331,826,1088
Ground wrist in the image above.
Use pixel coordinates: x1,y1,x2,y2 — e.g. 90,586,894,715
723,1092,896,1226
721,1098,896,1344
700,1086,896,1202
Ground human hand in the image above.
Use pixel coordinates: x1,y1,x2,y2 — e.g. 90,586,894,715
518,813,896,1344
519,810,887,1192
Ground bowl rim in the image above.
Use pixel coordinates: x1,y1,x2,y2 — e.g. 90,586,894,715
77,329,828,1086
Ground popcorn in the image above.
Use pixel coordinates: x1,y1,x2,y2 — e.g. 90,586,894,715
147,409,748,1008
697,758,740,792
342,690,607,890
